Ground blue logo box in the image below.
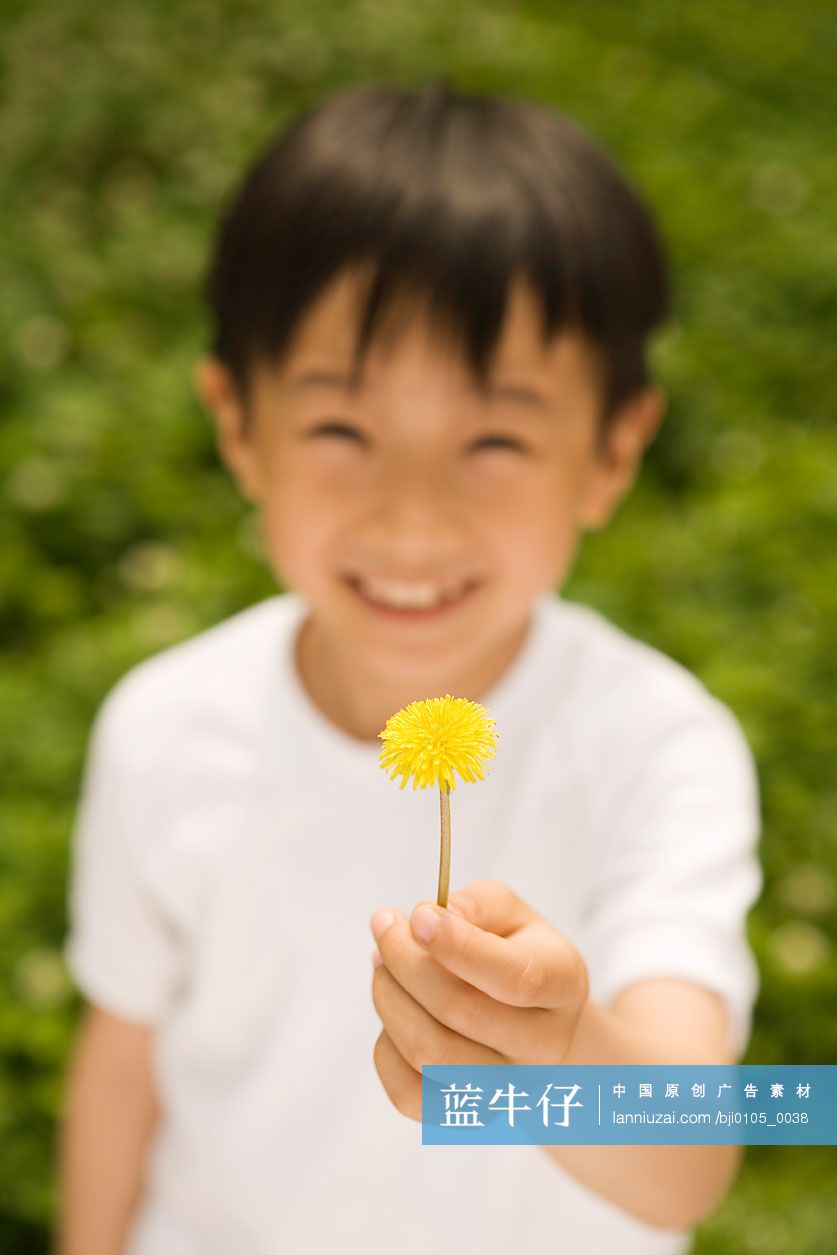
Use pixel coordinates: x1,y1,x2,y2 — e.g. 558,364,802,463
421,1065,837,1145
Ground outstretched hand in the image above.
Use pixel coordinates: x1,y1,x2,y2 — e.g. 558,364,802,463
369,878,589,1122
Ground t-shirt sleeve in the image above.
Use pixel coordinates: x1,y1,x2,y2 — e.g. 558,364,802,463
582,695,763,1060
63,682,186,1025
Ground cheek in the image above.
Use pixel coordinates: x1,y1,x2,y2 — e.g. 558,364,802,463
477,467,582,584
478,465,576,537
257,470,337,584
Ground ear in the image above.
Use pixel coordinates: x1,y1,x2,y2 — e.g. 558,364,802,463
577,385,667,531
193,356,265,504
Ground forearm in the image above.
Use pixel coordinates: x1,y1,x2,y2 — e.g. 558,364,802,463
56,1020,159,1255
539,996,742,1231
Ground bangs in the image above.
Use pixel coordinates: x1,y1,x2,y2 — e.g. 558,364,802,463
204,78,669,419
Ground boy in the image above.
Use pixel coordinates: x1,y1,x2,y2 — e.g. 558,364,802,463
58,78,762,1254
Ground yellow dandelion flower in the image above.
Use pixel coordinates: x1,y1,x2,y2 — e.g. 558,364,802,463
378,694,498,790
378,695,498,908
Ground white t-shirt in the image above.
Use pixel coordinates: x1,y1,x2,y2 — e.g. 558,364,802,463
63,589,762,1255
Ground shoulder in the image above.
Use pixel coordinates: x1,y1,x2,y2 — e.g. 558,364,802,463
91,593,299,771
546,595,756,775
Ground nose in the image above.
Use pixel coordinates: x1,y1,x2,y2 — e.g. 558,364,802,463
365,457,464,558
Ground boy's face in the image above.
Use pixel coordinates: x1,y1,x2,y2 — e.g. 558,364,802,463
196,268,664,712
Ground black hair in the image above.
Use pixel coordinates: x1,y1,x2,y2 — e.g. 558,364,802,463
202,77,670,438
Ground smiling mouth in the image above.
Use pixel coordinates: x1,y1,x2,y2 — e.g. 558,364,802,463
342,575,483,619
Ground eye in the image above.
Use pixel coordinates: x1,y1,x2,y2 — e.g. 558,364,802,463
471,434,528,453
307,421,367,444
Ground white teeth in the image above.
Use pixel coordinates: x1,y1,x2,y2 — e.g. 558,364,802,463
354,576,471,609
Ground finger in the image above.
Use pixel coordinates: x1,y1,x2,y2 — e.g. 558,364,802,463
409,900,585,1011
373,1028,422,1122
372,896,477,964
374,880,522,943
451,879,541,937
371,961,503,1072
372,909,559,1060
445,890,480,922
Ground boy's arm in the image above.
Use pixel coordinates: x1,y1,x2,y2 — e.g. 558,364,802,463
539,976,743,1232
537,697,761,1230
56,1001,160,1255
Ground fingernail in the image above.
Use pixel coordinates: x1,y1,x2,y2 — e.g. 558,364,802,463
411,904,442,943
370,908,395,941
371,949,382,968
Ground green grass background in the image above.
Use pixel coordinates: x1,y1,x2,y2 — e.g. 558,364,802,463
1,1,835,1251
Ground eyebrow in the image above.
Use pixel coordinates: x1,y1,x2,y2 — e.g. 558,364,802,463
287,368,550,413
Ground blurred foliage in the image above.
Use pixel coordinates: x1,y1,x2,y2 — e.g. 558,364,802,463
1,1,835,1251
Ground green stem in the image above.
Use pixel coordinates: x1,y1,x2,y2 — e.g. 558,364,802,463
437,782,451,908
